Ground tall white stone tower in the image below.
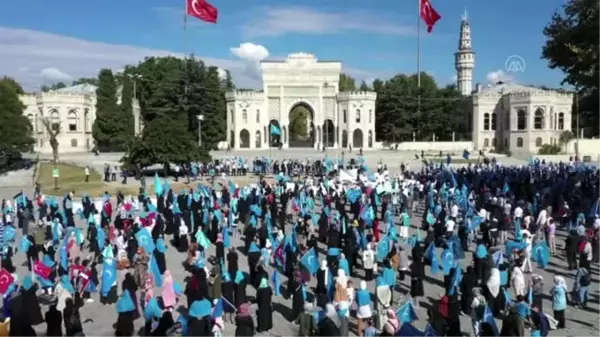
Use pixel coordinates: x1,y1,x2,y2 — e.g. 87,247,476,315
454,10,475,96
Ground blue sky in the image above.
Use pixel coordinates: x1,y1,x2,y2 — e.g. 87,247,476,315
0,0,570,91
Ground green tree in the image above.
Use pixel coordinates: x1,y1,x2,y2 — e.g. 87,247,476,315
372,79,384,93
0,78,35,170
221,70,235,90
375,72,464,142
200,66,227,149
93,69,132,151
41,82,67,92
123,56,211,167
289,106,309,139
339,73,356,91
359,80,369,91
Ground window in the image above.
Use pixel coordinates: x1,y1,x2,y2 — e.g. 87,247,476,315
84,108,90,133
491,113,497,131
517,109,526,130
558,112,564,130
534,108,544,129
483,138,489,147
492,138,496,147
368,109,372,123
483,113,490,130
231,109,235,124
242,109,247,123
50,109,60,132
517,137,524,147
256,110,260,123
355,109,361,123
549,112,554,129
504,138,508,148
68,110,77,131
71,139,78,147
535,137,543,147
504,114,510,130
343,110,347,123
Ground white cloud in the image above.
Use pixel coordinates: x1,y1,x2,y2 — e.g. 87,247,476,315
39,67,72,83
242,7,415,37
230,43,270,62
486,70,514,84
0,27,258,91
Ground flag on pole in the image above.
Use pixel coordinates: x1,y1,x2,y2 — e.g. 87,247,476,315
186,0,218,23
270,124,281,136
420,0,441,33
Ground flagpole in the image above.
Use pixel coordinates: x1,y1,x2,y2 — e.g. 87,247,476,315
417,0,421,139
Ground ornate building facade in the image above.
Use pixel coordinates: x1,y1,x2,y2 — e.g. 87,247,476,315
471,83,573,154
20,84,141,154
226,53,377,150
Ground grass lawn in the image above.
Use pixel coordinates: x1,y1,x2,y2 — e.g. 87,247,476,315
36,162,269,197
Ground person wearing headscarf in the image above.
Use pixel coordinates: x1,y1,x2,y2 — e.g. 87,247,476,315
291,269,306,322
375,276,392,330
178,218,189,253
362,244,376,281
233,270,247,310
355,281,372,336
381,309,399,336
511,265,526,297
315,260,329,307
318,303,341,336
334,269,349,303
45,304,63,336
161,270,177,310
483,268,501,317
550,276,567,329
122,272,140,320
63,297,84,336
337,300,350,336
529,274,544,312
460,266,477,315
410,250,425,304
296,303,317,337
397,245,410,282
529,303,550,337
470,287,486,337
500,306,525,336
134,248,149,288
209,264,223,300
19,278,44,326
234,303,254,337
221,270,235,323
151,311,175,336
255,278,273,332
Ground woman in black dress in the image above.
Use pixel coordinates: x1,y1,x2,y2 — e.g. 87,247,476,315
222,271,235,323
255,278,273,332
410,254,425,302
234,270,247,309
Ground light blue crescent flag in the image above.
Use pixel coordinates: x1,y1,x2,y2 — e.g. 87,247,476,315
270,124,281,136
153,173,163,196
396,301,418,324
150,254,163,287
300,248,319,275
144,297,163,320
376,235,391,262
532,241,550,268
135,228,155,254
101,260,117,296
483,305,499,336
116,290,135,313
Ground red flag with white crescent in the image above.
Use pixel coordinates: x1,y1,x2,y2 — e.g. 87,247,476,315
186,0,218,23
0,268,15,294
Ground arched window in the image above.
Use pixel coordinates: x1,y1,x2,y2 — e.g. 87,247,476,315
483,113,490,130
256,110,260,123
535,137,543,147
84,108,90,133
534,108,544,129
517,137,524,147
27,114,34,130
517,110,526,130
491,113,497,131
355,109,361,123
231,109,235,124
368,109,372,123
242,109,247,123
343,110,347,123
483,138,489,147
68,110,78,131
50,109,60,132
558,112,564,130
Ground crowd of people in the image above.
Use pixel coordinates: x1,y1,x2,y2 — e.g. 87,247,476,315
0,156,598,337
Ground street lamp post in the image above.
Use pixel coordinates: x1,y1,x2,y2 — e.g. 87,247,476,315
197,115,204,147
127,74,143,99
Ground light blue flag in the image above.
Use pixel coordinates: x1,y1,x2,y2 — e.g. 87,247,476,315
270,124,281,136
300,248,319,275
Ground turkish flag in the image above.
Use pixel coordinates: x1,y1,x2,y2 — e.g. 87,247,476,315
33,261,52,279
420,0,441,33
186,0,218,23
0,269,14,294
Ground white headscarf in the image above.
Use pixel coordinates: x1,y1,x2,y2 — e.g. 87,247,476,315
336,269,348,287
360,280,367,290
554,276,568,291
486,268,500,297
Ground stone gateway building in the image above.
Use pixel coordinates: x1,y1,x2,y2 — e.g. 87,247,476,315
225,53,377,150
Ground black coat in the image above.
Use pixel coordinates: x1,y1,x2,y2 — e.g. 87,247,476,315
45,307,63,336
235,315,255,337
